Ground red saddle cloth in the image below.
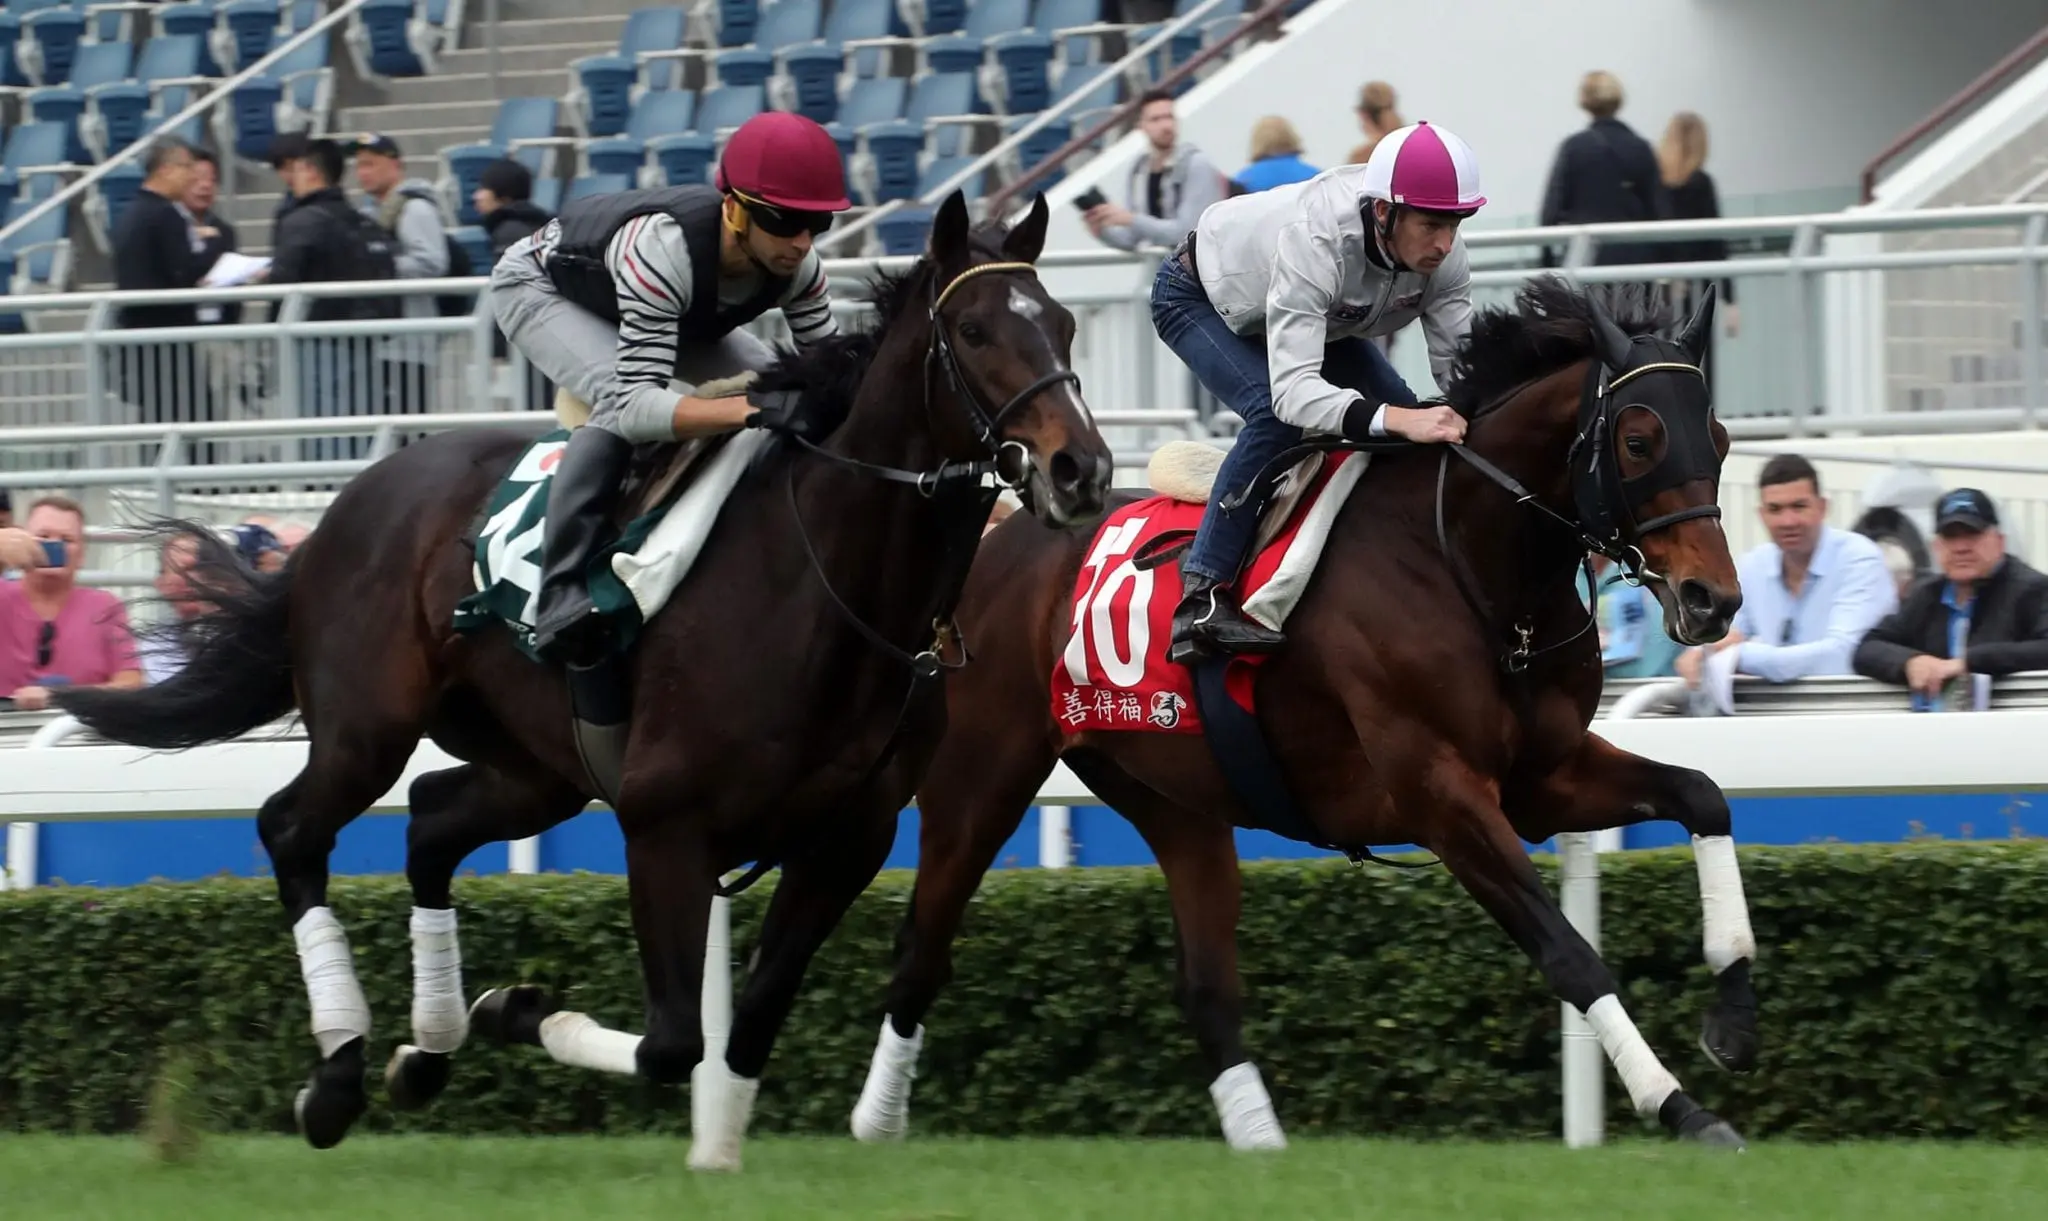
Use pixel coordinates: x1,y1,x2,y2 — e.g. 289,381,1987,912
1050,451,1363,735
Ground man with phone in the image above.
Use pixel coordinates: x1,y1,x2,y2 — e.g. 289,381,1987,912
0,495,144,709
1079,90,1227,255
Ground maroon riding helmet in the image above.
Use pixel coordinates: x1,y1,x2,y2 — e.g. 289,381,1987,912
715,112,851,236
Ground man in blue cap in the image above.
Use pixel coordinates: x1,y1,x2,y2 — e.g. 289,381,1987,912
1853,487,2048,704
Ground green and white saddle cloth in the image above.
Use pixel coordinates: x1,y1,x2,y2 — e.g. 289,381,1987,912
453,426,775,662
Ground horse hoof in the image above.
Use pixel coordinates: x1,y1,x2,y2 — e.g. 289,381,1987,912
1699,1009,1759,1074
294,1039,369,1150
1659,1090,1747,1152
468,985,557,1047
384,1045,454,1111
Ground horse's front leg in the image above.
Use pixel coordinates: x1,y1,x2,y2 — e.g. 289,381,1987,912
1507,731,1759,1075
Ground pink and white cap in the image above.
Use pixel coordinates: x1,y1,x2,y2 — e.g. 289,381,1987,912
1361,121,1486,215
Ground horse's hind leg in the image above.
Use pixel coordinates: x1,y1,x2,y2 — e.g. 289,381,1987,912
385,763,590,1111
1411,750,1745,1149
852,724,1057,1143
1069,752,1283,1152
258,731,420,1150
1507,732,1759,1075
705,803,900,1170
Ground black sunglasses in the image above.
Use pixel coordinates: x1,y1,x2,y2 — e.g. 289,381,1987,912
35,620,54,669
744,200,834,239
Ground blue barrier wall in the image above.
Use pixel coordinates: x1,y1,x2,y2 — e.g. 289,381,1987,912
22,791,2045,887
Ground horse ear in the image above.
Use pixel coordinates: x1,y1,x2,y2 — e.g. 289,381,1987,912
927,190,972,265
1674,281,1717,364
1585,290,1634,371
1001,193,1050,264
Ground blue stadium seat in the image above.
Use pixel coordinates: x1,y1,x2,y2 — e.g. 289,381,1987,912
87,83,158,160
84,160,144,254
752,0,821,53
270,36,333,132
443,145,503,225
965,0,1031,39
823,121,859,163
714,47,774,88
916,0,968,36
920,34,982,76
1052,59,1119,125
28,40,127,164
908,70,986,157
0,170,18,213
1035,0,1109,32
568,172,632,203
158,3,225,78
573,55,639,138
352,0,427,78
0,12,28,90
918,155,982,200
648,132,717,186
840,75,907,129
531,176,563,215
1,196,72,292
1007,112,1070,188
859,119,924,204
487,96,564,175
222,73,284,162
135,34,208,95
988,32,1054,115
875,205,933,255
21,7,85,86
781,44,843,124
220,0,281,73
713,0,760,47
618,6,688,91
581,88,696,180
450,224,492,273
820,0,901,78
2,122,73,177
694,82,764,134
289,0,323,30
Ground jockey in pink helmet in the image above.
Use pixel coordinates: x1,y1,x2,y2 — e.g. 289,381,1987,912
1150,120,1486,663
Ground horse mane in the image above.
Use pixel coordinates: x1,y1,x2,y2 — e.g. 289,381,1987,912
1441,276,1674,417
744,222,1014,428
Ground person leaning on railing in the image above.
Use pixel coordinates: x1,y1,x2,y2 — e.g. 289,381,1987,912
1852,489,2048,708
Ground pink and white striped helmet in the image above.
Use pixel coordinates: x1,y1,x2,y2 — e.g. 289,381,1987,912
1361,121,1486,215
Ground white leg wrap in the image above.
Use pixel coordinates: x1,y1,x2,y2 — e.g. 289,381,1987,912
1585,994,1680,1116
408,906,468,1054
1209,1061,1287,1151
1692,834,1757,973
537,1010,643,1076
850,1017,924,1143
293,906,371,1060
688,1058,761,1173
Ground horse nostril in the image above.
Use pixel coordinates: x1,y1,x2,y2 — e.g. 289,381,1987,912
1678,579,1716,620
1050,450,1082,495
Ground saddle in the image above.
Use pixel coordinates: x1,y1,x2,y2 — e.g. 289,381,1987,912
549,370,761,524
1137,440,1332,567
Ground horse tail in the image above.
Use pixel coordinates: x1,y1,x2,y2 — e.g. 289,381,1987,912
55,524,298,749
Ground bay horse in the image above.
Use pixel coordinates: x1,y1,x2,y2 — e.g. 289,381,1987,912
53,191,1113,1170
849,278,1762,1150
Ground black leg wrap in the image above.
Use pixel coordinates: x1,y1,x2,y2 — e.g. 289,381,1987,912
1658,1090,1747,1150
383,1047,454,1111
294,1036,369,1150
468,985,559,1048
1700,957,1760,1074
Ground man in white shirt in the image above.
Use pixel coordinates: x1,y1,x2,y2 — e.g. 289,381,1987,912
1678,453,1897,689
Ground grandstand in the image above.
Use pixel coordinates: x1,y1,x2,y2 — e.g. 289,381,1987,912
0,0,1292,300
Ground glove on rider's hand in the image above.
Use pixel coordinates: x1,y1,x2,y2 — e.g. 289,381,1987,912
743,387,823,440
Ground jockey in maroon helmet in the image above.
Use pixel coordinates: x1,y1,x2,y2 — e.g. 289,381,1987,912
491,110,854,667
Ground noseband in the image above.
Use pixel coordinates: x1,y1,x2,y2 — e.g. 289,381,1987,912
925,259,1084,492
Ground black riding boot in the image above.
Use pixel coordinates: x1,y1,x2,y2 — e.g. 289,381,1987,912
529,426,634,666
1166,571,1287,664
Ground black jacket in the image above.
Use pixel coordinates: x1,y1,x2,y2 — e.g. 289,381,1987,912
1538,118,1669,266
1853,556,2048,683
113,188,220,328
1657,169,1734,304
482,200,551,261
269,185,364,323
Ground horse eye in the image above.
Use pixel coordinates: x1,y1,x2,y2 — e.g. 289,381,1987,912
958,321,987,345
1625,435,1650,458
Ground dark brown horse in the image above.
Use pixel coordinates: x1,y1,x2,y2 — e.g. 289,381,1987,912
849,278,1761,1150
54,191,1113,1169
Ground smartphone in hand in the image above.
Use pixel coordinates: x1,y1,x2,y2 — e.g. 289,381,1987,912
38,539,65,566
1072,187,1108,211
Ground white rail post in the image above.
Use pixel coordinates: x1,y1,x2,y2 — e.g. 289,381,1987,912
8,716,87,890
1039,805,1072,868
1559,680,1689,1146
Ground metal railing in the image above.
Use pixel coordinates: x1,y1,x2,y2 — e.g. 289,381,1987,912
0,0,372,248
1862,21,2048,203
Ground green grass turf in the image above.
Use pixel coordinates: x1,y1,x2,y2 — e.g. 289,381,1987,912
1,1135,2043,1220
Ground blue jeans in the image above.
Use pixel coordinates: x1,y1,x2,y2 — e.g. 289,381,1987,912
1150,255,1416,584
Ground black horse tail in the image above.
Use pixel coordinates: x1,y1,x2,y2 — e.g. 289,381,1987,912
54,522,298,749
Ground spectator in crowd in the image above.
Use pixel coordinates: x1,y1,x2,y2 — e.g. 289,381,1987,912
0,496,143,709
1677,454,1898,692
1346,80,1402,164
1083,89,1227,254
138,532,208,684
112,138,221,443
474,158,551,262
1538,71,1668,268
1853,489,2048,704
240,513,311,556
0,487,11,530
353,133,449,416
182,147,242,326
1233,116,1320,194
1581,551,1681,679
272,138,382,461
270,130,310,224
230,521,288,573
1654,111,1738,341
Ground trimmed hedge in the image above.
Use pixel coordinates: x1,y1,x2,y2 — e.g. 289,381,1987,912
5,842,2048,1140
